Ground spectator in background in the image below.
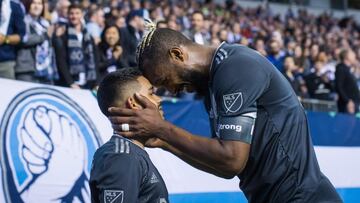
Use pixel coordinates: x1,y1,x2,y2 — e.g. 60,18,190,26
335,50,360,114
167,19,180,31
120,9,144,67
283,56,308,98
317,51,336,81
98,25,127,80
253,38,267,56
15,0,56,84
267,39,286,72
229,22,242,43
0,0,25,79
305,59,334,101
309,44,320,68
86,7,105,45
156,20,167,29
53,4,98,89
51,0,70,26
115,16,126,28
183,11,210,45
293,45,311,75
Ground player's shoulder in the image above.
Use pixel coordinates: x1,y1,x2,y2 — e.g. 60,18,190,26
212,43,272,78
93,136,142,162
211,44,272,92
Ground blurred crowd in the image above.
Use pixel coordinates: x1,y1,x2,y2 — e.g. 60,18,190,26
1,0,360,114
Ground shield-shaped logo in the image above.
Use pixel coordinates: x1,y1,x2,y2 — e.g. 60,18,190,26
104,190,124,203
223,92,243,113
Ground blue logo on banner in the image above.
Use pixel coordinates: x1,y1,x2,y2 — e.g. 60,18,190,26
0,87,102,203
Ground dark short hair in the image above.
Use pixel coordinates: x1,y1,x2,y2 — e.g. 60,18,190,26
339,49,350,62
192,10,204,19
126,9,143,24
97,68,142,116
68,3,83,13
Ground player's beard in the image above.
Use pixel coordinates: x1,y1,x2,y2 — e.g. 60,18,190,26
179,68,209,97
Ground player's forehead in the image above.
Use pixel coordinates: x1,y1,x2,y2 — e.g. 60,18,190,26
143,66,171,87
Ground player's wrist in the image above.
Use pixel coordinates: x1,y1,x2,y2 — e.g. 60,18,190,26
156,120,172,141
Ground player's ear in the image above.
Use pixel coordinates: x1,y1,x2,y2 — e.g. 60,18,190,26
126,97,142,110
169,47,185,62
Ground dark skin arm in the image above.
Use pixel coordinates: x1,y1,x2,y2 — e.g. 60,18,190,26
109,94,250,178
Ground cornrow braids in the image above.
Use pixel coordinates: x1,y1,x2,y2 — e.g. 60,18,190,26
136,26,193,73
136,19,157,66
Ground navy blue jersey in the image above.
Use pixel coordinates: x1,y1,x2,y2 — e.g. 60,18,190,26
205,43,342,203
90,135,169,203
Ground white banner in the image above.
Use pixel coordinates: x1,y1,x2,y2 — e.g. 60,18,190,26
0,79,359,203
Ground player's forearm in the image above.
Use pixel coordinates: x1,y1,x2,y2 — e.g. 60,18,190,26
161,141,234,179
157,121,246,177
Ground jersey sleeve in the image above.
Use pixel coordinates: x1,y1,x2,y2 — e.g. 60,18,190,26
212,51,271,143
92,153,143,203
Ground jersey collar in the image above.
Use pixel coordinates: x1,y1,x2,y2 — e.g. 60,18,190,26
209,42,226,84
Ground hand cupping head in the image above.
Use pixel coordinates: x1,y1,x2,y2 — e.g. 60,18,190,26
97,68,163,117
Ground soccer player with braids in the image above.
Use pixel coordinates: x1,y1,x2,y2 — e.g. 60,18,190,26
109,21,342,203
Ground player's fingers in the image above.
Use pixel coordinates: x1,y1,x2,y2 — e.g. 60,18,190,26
111,123,136,132
134,93,157,109
113,131,137,139
107,107,136,116
108,116,136,125
22,147,46,165
20,128,52,158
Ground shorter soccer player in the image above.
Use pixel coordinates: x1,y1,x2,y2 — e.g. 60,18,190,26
90,68,169,203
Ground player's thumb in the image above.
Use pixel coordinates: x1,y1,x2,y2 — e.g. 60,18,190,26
134,93,155,109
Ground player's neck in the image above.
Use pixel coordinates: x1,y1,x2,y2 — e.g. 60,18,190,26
187,44,217,77
113,133,145,149
131,139,145,149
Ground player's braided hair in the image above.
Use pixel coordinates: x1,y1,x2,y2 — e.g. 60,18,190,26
136,19,157,68
135,19,192,72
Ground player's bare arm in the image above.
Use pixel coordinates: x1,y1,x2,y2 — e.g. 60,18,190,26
109,94,250,178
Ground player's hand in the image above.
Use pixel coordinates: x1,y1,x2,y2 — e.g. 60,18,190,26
144,137,166,148
108,93,166,139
